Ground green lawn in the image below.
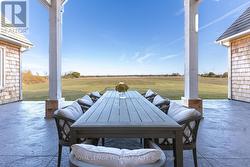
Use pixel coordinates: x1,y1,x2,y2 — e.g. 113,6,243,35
22,76,228,101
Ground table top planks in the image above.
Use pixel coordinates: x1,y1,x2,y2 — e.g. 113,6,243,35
72,91,180,128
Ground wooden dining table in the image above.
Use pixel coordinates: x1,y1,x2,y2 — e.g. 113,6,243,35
70,90,183,167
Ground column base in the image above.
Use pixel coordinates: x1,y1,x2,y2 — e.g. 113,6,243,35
45,98,65,119
182,97,203,116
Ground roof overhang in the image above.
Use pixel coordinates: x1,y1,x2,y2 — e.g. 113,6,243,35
216,29,250,47
0,34,33,52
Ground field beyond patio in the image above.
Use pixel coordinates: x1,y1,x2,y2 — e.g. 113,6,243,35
22,76,227,101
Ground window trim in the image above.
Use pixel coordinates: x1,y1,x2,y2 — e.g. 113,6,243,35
0,47,6,90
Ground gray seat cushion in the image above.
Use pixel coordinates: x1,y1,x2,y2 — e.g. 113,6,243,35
152,95,169,106
69,146,166,167
57,101,83,121
168,102,201,124
71,144,162,167
91,91,101,98
55,102,83,141
78,95,94,106
160,102,201,145
144,89,156,98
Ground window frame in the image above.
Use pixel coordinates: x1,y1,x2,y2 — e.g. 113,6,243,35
0,47,6,90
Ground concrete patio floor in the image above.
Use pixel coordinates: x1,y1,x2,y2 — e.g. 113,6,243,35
0,100,250,167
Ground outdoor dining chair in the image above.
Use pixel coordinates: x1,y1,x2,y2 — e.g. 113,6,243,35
152,95,170,114
156,102,202,167
142,89,157,102
69,140,166,167
54,101,99,167
89,91,102,102
77,94,105,146
77,95,94,111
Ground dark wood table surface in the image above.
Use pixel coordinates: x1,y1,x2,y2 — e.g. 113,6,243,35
71,91,183,167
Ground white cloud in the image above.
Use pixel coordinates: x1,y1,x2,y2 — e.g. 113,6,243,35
175,8,184,16
200,1,250,30
132,52,140,59
163,1,250,48
160,54,178,60
136,53,152,64
165,36,184,47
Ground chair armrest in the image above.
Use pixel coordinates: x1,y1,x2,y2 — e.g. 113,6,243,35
155,99,170,107
53,113,75,124
77,99,92,107
78,104,90,112
146,95,156,102
159,105,170,114
146,94,157,99
90,94,100,99
178,115,202,125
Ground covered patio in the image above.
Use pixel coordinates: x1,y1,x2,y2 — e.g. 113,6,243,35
38,1,205,164
41,0,203,118
0,100,250,167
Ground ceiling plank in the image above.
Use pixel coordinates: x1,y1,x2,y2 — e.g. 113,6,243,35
39,0,51,8
61,0,68,6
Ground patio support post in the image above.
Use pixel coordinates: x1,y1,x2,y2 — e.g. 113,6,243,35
42,0,66,118
228,46,232,99
182,0,203,115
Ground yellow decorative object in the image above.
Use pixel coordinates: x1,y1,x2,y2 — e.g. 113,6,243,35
115,82,129,92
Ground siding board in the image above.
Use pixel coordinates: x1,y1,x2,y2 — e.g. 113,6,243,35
231,35,250,102
0,41,21,104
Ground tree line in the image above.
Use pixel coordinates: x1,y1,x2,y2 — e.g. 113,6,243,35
62,71,228,78
22,70,228,85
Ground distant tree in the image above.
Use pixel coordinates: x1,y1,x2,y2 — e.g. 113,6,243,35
63,71,81,78
22,70,47,84
201,72,219,78
171,73,181,76
222,72,228,78
207,72,216,77
71,72,81,78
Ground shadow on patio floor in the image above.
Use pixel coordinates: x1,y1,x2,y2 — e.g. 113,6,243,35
0,100,250,167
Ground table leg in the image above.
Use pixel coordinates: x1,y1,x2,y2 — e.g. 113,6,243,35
173,138,176,166
175,131,183,167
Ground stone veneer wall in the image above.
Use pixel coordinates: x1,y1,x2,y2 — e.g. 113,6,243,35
231,34,250,102
0,41,21,104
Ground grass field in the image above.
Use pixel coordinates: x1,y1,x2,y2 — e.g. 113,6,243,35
22,76,228,101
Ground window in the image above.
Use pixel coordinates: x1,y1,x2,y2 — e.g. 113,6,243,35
0,47,5,89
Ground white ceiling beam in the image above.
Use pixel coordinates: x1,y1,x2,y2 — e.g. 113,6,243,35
61,0,68,6
39,0,51,8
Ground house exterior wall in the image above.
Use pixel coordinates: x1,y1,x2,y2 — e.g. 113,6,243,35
231,34,250,102
0,41,21,104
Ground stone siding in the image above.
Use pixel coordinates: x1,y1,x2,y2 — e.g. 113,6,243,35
231,34,250,102
0,41,21,104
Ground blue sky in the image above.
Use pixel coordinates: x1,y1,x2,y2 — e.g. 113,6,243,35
23,0,250,75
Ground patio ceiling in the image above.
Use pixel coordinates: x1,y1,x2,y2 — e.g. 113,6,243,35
39,0,202,118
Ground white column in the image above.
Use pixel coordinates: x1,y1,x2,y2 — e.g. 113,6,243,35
49,0,62,100
182,0,202,114
184,0,199,99
228,46,232,99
